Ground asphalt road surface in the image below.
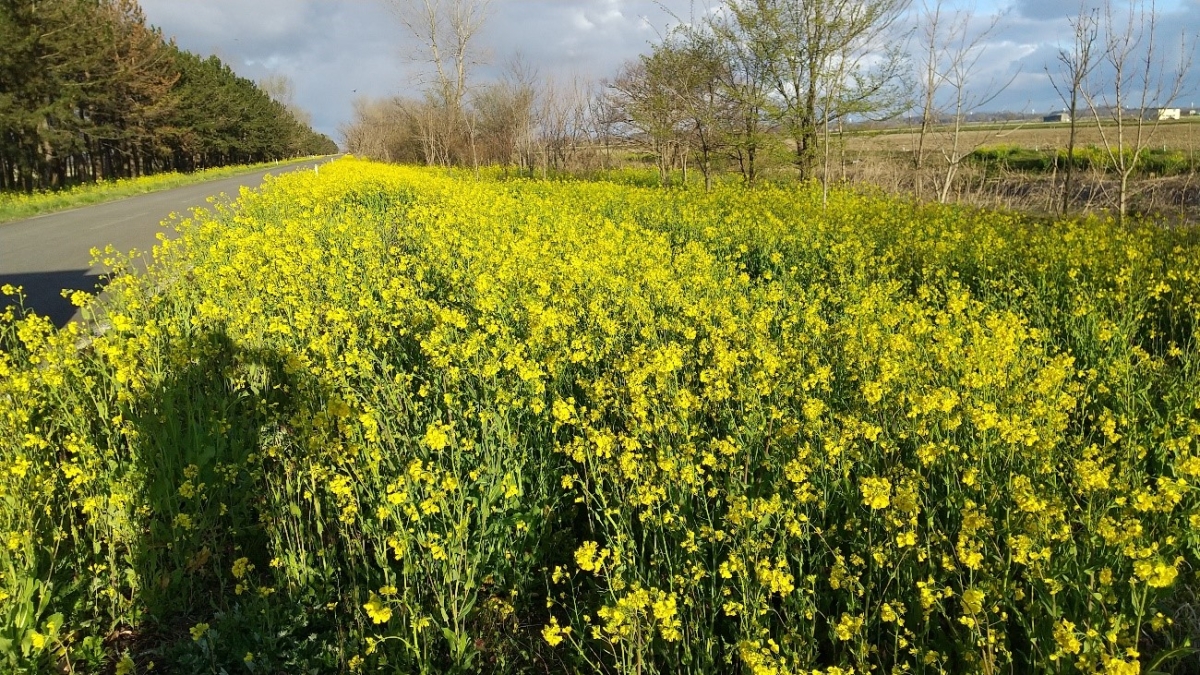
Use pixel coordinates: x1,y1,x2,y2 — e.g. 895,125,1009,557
0,157,338,328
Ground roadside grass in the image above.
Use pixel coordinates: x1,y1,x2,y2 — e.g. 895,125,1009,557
0,156,330,225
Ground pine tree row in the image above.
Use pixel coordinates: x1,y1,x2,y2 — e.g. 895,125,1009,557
0,0,338,192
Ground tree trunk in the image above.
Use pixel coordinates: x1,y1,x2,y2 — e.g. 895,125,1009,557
939,161,958,203
1063,95,1079,214
1118,171,1130,224
795,78,821,181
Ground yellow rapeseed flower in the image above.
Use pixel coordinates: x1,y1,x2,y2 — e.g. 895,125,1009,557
363,593,392,624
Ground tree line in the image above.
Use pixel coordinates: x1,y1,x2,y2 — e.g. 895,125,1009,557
0,0,338,193
340,0,584,178
342,0,908,190
344,0,1191,221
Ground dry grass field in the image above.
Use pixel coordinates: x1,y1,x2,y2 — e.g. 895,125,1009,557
844,117,1200,155
806,118,1200,218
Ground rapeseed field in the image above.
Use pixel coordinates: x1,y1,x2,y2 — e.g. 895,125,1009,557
1,158,1199,673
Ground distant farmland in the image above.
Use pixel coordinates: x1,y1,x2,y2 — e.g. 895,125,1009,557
845,117,1200,154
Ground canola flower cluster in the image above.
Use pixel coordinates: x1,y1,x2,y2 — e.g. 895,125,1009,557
1,158,1199,674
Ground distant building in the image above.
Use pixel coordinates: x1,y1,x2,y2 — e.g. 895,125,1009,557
1043,112,1070,123
1157,108,1181,120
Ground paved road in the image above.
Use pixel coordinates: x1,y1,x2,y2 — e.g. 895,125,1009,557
0,157,338,328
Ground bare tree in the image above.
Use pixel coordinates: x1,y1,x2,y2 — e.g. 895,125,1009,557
588,80,625,171
913,0,944,171
1047,5,1099,214
914,0,1014,203
259,73,313,127
607,57,690,185
1079,0,1190,223
508,57,543,174
388,0,492,166
471,58,538,173
340,96,429,163
540,74,593,175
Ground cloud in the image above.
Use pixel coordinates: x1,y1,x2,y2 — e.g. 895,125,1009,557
141,0,403,140
1012,0,1082,22
481,1,690,76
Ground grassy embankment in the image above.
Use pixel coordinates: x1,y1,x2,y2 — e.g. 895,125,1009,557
0,156,330,225
1,158,1199,674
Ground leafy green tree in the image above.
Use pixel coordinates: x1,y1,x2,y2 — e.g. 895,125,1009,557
713,0,910,181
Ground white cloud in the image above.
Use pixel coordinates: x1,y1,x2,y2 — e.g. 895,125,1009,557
141,0,402,140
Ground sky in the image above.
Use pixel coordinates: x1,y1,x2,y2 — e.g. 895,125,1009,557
137,0,1200,144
